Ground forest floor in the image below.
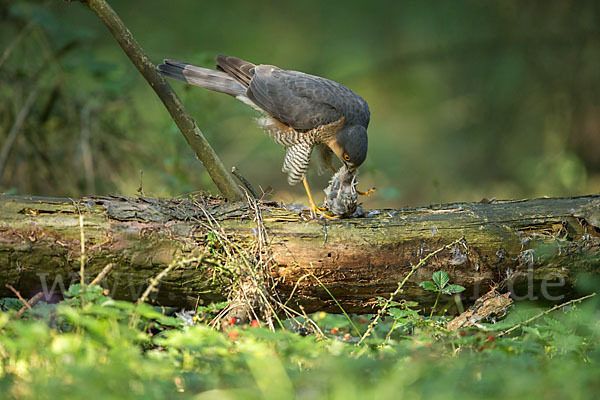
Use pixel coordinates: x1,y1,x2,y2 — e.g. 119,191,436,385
1,272,599,400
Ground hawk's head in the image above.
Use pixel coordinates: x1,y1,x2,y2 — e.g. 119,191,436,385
335,125,368,171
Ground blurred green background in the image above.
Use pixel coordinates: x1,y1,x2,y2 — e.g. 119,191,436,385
1,0,599,208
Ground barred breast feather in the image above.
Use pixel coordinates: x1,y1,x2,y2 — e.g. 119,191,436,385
257,116,344,184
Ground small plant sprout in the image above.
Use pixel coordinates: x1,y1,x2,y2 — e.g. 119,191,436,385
420,271,465,318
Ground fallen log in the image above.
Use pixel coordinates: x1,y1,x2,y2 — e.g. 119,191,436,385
0,194,599,313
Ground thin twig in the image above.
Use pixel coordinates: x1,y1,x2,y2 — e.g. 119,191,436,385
78,0,243,200
0,88,40,177
136,255,206,305
384,320,398,342
90,263,114,286
72,201,87,306
80,104,96,193
80,213,86,297
285,273,312,305
131,255,205,327
138,257,194,305
357,237,465,346
0,21,34,69
16,292,45,317
310,272,362,337
0,24,78,179
297,304,326,340
232,167,258,199
5,284,32,310
498,292,597,337
200,192,286,331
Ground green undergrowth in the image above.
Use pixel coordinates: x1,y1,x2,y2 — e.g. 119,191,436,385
1,283,599,400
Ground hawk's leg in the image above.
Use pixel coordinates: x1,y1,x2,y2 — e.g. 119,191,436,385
302,177,326,211
302,177,337,218
357,188,376,196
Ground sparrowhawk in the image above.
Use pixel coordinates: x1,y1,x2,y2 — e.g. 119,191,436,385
157,55,370,215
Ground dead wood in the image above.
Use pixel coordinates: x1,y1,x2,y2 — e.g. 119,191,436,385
1,194,599,313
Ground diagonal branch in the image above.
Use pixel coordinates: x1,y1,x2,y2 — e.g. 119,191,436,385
74,0,244,200
0,88,40,177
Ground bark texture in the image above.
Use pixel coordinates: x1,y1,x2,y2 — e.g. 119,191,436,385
1,194,599,312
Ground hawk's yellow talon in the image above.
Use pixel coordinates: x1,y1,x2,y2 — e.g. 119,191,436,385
309,205,338,219
303,177,336,218
357,187,375,196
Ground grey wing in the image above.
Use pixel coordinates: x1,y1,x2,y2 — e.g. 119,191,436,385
247,67,343,130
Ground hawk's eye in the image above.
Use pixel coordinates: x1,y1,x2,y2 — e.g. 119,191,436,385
343,154,351,161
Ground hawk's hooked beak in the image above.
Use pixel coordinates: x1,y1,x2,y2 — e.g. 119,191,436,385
344,161,357,172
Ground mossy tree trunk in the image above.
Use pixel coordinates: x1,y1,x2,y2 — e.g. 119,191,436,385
1,194,599,313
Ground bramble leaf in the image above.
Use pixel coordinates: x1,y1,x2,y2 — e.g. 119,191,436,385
447,284,466,294
432,271,450,289
419,281,438,291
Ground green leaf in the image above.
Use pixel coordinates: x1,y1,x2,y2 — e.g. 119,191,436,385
388,308,419,320
63,284,82,298
447,284,466,294
432,271,450,289
419,281,438,291
197,301,228,313
522,326,542,337
0,297,24,311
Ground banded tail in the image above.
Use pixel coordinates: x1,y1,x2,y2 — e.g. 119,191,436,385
157,59,246,97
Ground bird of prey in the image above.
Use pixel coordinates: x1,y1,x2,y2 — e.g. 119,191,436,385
157,55,370,215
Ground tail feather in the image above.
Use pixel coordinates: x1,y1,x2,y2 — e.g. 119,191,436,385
216,55,255,87
157,59,246,97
